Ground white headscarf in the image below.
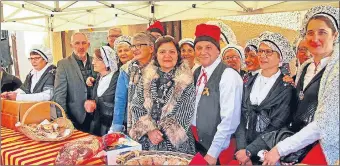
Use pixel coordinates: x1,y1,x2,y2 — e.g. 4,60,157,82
221,44,245,68
30,45,53,63
99,46,118,73
179,38,194,48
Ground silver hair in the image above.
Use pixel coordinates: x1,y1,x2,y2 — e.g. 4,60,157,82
71,32,89,43
132,32,155,46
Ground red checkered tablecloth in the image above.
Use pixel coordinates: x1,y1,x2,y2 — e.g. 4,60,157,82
1,126,106,165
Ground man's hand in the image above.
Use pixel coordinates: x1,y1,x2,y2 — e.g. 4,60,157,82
235,149,250,165
86,77,95,87
84,100,96,113
6,92,17,100
147,129,163,145
262,146,280,165
204,154,217,165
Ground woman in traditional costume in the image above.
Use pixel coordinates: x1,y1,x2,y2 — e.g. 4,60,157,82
128,36,196,154
85,46,119,136
234,31,295,165
263,5,339,165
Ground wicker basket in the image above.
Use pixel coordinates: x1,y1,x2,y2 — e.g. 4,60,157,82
16,101,74,142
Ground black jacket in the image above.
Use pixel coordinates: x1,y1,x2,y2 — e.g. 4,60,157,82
20,65,56,94
235,72,295,159
89,72,119,136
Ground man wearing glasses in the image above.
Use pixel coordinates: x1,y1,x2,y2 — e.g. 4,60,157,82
1,46,56,102
53,32,97,133
107,27,122,49
108,32,155,134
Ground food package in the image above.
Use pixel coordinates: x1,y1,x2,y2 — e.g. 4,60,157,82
103,133,142,165
55,136,104,165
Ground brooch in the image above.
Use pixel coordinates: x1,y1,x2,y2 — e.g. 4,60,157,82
299,91,304,100
202,87,210,96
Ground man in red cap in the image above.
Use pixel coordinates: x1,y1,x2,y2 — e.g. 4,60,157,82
192,23,243,164
146,21,164,39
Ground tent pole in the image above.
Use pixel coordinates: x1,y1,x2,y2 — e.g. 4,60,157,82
0,2,4,22
11,34,20,78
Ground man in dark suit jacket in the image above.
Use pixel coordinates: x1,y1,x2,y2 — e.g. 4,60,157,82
53,32,96,132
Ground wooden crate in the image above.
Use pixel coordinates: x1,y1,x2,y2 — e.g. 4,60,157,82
1,100,51,130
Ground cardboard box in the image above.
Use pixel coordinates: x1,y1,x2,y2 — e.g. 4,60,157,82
1,100,51,130
106,136,142,165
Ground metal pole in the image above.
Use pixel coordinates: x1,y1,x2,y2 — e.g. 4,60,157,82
0,1,4,22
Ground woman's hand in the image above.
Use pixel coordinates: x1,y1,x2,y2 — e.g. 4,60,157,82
1,92,9,99
262,146,280,165
84,100,96,113
235,149,250,165
6,92,17,100
86,77,95,87
147,129,164,145
283,75,295,86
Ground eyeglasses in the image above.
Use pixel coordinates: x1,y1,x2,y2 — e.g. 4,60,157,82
129,44,149,50
28,57,42,61
258,49,275,58
223,55,240,61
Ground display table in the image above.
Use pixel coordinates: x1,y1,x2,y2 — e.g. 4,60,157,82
1,127,105,165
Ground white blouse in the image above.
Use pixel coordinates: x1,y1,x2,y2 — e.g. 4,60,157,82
193,57,243,158
250,69,281,105
16,64,53,101
303,57,330,90
96,71,114,97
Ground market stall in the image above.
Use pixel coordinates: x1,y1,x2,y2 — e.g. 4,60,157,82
1,127,105,165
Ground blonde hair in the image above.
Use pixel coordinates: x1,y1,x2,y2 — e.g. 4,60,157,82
108,27,122,35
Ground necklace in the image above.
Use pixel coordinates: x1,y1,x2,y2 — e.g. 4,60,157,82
314,61,321,74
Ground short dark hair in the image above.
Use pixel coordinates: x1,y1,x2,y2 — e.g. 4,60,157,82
308,15,337,35
153,36,182,68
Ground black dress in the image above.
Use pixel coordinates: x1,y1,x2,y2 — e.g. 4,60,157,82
89,72,119,136
235,72,295,163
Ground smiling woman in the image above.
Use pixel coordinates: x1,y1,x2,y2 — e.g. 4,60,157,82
128,35,196,155
234,31,296,165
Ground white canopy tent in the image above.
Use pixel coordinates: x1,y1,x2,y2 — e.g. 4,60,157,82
1,1,339,32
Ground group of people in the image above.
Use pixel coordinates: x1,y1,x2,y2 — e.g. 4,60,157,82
0,5,338,165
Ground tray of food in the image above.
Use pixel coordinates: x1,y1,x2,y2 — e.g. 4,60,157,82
116,150,194,165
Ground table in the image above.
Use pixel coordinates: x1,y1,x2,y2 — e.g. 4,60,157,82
1,127,106,165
